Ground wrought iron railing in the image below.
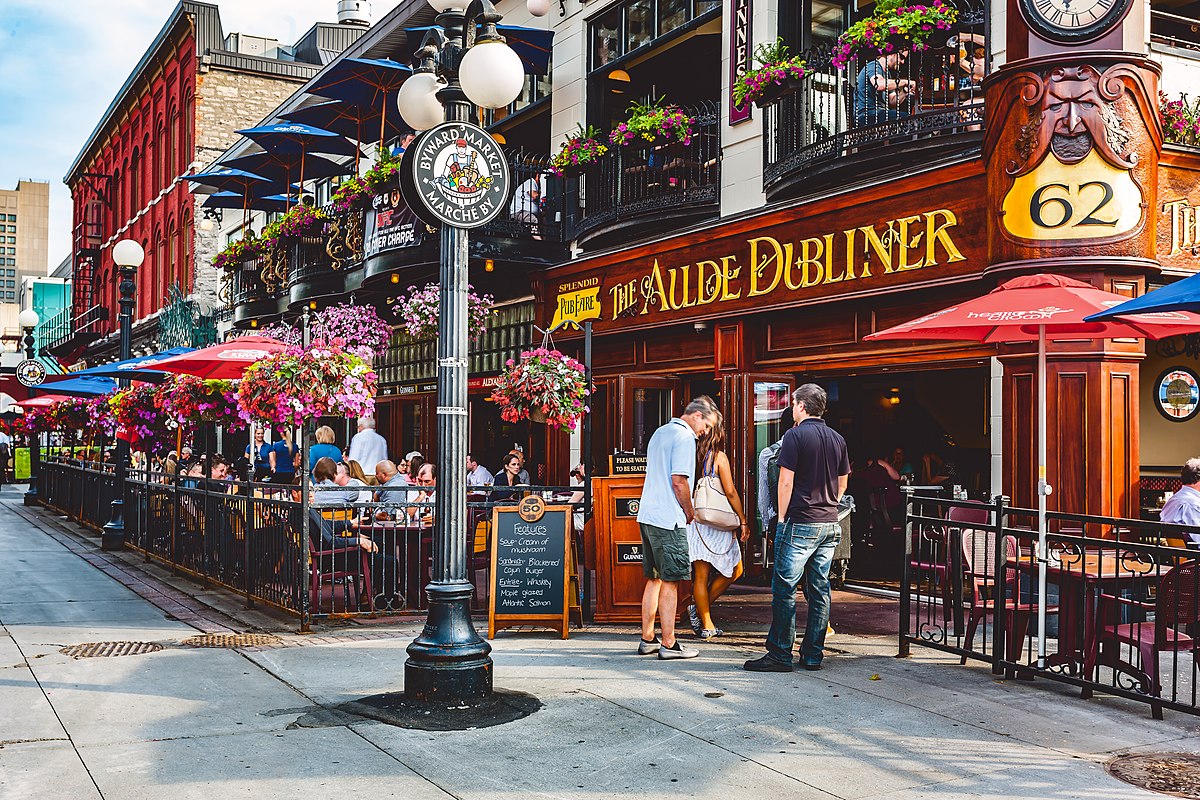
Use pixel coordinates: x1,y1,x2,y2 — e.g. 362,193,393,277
576,102,721,240
40,457,585,630
44,303,107,355
231,256,283,306
764,4,988,195
902,490,1200,719
479,151,565,243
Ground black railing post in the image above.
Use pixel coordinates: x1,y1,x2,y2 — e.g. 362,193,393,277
898,486,914,658
992,494,1010,675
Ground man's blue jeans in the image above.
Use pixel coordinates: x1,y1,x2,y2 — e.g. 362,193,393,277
766,521,841,666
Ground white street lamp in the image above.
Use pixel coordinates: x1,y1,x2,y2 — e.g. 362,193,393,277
112,238,146,270
18,309,39,330
459,39,526,109
397,72,447,131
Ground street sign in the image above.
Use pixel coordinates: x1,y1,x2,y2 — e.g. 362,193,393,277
16,359,45,388
402,122,511,229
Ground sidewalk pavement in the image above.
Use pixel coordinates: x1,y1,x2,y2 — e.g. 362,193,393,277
3,490,1198,800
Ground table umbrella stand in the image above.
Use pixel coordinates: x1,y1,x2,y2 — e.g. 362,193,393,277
1036,324,1050,670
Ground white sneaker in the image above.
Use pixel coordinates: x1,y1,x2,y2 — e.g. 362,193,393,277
637,637,661,655
658,641,699,660
687,604,702,636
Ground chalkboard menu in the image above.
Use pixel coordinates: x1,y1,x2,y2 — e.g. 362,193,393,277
488,503,571,638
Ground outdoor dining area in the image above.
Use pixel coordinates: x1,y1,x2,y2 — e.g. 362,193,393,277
20,293,589,629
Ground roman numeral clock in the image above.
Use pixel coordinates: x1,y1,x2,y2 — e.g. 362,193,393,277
1019,0,1131,43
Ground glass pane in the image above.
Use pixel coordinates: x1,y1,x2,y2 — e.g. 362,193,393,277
631,387,672,453
753,382,792,455
593,7,621,68
811,0,844,49
694,0,720,16
659,0,688,35
626,0,653,52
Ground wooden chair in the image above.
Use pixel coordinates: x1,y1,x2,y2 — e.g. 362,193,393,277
308,510,374,615
1084,560,1200,719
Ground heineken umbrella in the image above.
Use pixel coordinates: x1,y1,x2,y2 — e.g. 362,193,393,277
866,273,1200,668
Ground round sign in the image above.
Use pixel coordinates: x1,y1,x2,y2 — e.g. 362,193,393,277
518,494,546,523
16,359,45,388
1156,367,1200,422
403,122,510,229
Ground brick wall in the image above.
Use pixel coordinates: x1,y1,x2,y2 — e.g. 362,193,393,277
191,68,308,307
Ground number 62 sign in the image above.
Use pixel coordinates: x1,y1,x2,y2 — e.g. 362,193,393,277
1001,150,1143,242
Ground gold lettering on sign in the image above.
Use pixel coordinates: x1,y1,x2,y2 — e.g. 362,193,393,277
594,207,965,322
1163,198,1200,256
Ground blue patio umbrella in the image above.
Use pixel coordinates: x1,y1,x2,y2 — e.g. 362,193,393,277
1085,271,1200,320
281,101,411,149
202,191,293,214
36,375,117,397
405,25,553,75
44,348,196,384
186,167,271,196
224,151,354,207
237,123,360,159
305,58,413,148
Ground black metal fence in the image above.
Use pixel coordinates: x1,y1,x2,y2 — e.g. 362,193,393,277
764,2,987,193
40,457,584,630
577,102,721,239
902,491,1200,719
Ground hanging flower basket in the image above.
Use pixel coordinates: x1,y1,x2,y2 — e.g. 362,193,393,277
110,384,177,454
155,375,245,432
43,397,92,441
832,0,958,69
214,237,262,271
609,99,696,148
734,39,808,109
490,347,589,431
237,344,378,429
260,204,330,250
362,149,403,194
550,124,610,176
1160,92,1200,146
331,176,373,212
391,283,495,343
312,303,394,360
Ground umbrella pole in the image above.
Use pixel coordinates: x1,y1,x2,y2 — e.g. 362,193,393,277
1037,324,1049,670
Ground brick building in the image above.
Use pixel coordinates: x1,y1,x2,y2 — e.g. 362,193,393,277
55,0,367,362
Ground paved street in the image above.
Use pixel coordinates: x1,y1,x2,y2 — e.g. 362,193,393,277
3,490,1198,800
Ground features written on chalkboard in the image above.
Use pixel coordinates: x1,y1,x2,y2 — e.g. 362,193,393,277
493,512,566,616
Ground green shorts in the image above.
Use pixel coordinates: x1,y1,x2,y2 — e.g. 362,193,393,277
639,522,691,582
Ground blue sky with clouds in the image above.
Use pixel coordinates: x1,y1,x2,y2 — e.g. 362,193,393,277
0,0,346,270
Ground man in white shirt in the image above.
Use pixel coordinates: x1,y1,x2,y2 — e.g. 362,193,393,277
466,453,493,486
347,416,388,474
635,396,717,660
1162,458,1200,545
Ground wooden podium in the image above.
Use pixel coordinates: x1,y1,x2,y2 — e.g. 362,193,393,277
591,474,649,623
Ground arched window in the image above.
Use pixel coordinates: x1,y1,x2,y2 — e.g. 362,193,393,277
154,229,166,310
168,106,180,177
181,210,192,293
168,219,179,296
120,158,128,222
110,167,121,234
182,92,194,168
141,133,151,202
154,117,166,190
129,148,141,211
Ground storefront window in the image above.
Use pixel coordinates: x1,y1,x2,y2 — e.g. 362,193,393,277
626,0,654,52
631,387,672,453
693,0,720,15
593,7,621,68
658,0,688,37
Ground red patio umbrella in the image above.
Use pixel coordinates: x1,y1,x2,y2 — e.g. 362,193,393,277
15,394,77,408
866,273,1200,666
133,336,287,381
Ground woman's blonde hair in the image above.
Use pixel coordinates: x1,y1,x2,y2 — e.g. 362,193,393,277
347,459,371,484
315,425,336,444
695,410,726,482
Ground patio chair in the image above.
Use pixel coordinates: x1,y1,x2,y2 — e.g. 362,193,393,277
911,502,985,633
308,515,374,615
1083,560,1200,719
959,516,1054,665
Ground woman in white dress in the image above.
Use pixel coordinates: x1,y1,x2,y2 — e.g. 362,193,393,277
686,414,749,639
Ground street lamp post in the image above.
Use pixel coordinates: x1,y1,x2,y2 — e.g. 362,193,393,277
397,0,532,704
19,309,40,506
101,239,145,551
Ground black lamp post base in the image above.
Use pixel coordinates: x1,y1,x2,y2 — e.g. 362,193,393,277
405,580,492,702
101,500,125,551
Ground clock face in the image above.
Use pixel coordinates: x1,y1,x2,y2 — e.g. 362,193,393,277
1020,0,1132,42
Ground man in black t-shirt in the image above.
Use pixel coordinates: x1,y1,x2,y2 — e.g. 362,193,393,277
745,384,849,673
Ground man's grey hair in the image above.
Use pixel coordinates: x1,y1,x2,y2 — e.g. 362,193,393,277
358,416,377,429
792,384,828,418
684,395,718,419
1183,458,1200,485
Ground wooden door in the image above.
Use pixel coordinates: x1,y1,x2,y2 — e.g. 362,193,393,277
615,375,681,454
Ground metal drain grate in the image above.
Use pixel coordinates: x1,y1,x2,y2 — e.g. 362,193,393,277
1108,753,1200,798
181,633,282,649
59,642,164,659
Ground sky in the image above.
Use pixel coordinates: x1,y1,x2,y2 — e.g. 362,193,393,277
0,0,350,272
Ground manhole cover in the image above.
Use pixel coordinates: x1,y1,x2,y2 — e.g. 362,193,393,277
59,642,164,659
1109,753,1200,798
181,633,282,649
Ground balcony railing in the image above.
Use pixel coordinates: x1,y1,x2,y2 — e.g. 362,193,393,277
478,151,565,243
764,4,987,200
574,102,721,246
231,255,285,328
1153,10,1200,51
44,303,107,357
